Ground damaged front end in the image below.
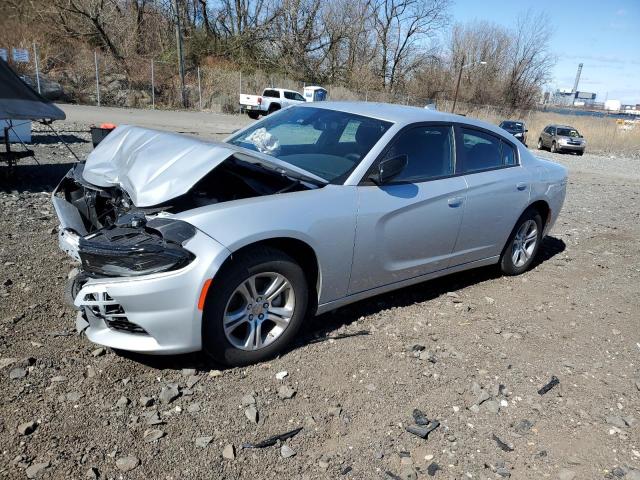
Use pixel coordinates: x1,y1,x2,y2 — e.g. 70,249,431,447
52,163,196,278
51,124,322,351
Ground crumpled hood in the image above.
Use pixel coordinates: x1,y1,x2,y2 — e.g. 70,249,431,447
83,125,237,207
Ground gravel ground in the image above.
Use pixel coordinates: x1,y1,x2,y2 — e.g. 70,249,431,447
1,114,639,480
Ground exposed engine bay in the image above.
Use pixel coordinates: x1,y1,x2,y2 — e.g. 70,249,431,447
55,155,312,280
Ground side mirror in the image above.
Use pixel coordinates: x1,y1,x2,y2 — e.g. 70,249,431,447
525,129,529,132
369,155,408,184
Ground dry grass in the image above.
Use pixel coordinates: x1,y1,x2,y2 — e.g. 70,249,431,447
468,108,640,157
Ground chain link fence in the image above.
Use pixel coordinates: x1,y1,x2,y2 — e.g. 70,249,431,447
6,43,506,115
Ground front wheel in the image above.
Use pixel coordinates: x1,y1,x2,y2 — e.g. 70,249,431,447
202,247,308,366
550,141,557,153
500,209,543,275
537,138,544,150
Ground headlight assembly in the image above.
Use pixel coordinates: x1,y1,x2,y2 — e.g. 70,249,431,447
78,218,196,277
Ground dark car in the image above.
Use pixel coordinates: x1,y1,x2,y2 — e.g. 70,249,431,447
499,120,527,145
537,124,586,155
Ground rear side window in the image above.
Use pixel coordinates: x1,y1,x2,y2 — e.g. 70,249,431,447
461,128,502,172
383,125,454,183
501,141,516,166
263,89,279,98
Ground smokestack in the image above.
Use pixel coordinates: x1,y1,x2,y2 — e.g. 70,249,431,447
572,63,583,94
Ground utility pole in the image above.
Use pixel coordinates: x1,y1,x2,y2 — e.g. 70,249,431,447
33,43,41,94
451,54,465,114
172,0,186,108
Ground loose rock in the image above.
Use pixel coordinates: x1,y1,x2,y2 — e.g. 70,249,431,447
277,385,296,399
159,385,180,404
18,421,38,435
222,444,235,460
115,456,140,472
280,444,296,458
245,405,258,423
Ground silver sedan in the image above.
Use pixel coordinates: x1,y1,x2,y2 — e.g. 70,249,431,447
52,102,568,366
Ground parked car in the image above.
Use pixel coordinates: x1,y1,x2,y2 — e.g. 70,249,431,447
239,88,306,119
499,120,527,145
53,103,567,366
537,124,586,155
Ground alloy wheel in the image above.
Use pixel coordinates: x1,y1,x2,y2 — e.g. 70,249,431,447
511,219,538,268
223,272,295,351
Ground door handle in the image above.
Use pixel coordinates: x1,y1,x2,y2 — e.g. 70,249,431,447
516,183,527,191
447,196,463,207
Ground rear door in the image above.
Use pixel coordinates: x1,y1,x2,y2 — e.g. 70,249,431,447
349,124,467,294
449,126,531,266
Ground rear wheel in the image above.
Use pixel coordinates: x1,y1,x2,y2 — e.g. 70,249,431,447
576,151,584,156
267,104,281,115
500,209,543,275
202,247,308,366
247,111,260,120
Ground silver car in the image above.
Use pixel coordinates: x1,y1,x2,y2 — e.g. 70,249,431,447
52,103,567,366
537,124,586,155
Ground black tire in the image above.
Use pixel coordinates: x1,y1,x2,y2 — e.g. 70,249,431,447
247,111,260,120
202,247,308,367
550,141,557,153
537,138,544,150
576,151,584,156
499,208,543,276
267,104,281,115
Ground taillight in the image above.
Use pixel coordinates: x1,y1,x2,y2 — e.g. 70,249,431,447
258,97,262,104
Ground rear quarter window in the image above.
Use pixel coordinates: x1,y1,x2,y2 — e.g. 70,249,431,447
263,90,280,98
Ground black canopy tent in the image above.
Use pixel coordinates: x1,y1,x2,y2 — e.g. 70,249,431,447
0,58,66,168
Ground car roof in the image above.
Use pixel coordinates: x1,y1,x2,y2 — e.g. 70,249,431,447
299,101,507,135
549,124,577,128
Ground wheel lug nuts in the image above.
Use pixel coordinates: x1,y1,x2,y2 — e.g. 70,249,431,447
258,314,264,320
249,314,253,320
257,297,262,301
263,303,269,308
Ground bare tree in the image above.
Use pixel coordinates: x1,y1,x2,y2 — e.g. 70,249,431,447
504,10,554,109
371,0,450,89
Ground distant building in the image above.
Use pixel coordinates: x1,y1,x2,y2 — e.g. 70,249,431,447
551,89,597,107
604,100,621,111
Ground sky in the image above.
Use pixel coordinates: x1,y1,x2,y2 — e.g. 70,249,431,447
449,0,640,104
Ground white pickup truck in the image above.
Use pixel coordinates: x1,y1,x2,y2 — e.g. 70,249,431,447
239,88,307,119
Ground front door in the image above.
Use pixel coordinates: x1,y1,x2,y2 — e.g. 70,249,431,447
349,124,467,294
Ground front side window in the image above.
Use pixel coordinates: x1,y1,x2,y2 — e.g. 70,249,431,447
283,91,295,100
228,107,392,182
294,93,305,102
461,128,503,172
382,125,454,183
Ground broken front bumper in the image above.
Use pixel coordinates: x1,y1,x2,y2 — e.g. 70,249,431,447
71,230,229,354
52,178,232,354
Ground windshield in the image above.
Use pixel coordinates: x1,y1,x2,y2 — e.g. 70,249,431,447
227,106,393,182
557,127,580,137
501,121,524,132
